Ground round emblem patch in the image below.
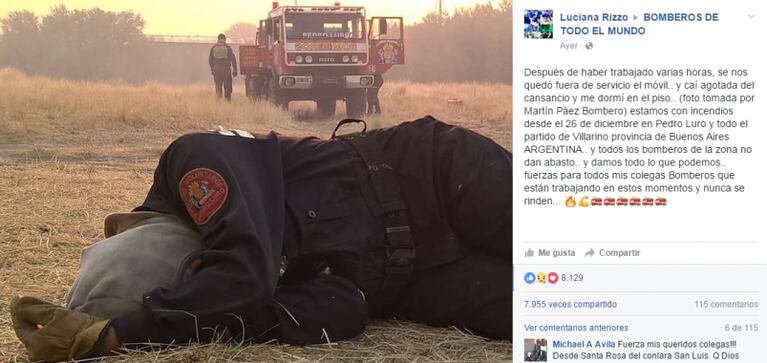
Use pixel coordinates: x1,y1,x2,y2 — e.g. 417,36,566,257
179,168,228,225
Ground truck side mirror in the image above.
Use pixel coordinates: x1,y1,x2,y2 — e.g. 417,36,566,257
379,20,388,35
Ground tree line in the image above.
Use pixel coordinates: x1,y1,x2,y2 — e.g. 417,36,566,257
0,5,148,81
387,1,513,83
0,2,512,84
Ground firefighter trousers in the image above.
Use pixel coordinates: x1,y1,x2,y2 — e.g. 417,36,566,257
366,87,381,114
395,250,512,339
361,118,512,339
213,71,233,101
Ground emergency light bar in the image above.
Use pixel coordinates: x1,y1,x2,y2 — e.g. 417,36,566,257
283,6,364,13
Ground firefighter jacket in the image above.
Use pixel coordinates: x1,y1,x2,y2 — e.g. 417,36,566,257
109,117,510,346
209,41,237,74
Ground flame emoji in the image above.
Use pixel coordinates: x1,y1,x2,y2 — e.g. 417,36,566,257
565,196,576,208
578,196,589,207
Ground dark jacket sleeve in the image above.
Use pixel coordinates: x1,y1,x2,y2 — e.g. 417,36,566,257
228,45,237,73
373,75,384,88
209,46,215,71
110,132,370,347
111,133,286,345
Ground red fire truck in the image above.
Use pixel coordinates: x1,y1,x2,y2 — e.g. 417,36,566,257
239,2,404,117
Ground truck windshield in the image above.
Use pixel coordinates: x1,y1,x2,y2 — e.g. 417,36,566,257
285,13,365,39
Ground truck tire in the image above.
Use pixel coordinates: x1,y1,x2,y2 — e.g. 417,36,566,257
317,99,336,117
345,91,366,118
268,76,288,110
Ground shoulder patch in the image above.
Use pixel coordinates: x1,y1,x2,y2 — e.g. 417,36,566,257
179,168,228,225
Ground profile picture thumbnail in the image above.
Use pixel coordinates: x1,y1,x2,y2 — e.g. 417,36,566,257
524,338,548,361
524,10,553,39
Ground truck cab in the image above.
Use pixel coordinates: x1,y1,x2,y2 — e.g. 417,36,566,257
239,2,403,117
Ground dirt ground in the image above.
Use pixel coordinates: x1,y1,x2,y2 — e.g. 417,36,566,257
0,69,512,362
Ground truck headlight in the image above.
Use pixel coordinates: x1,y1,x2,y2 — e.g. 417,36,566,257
360,76,373,86
351,55,359,63
283,77,296,87
342,55,350,63
295,55,303,63
305,55,313,63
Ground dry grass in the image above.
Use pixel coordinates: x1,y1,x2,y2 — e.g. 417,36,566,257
0,68,512,362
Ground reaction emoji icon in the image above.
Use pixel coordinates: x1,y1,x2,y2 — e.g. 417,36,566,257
548,272,559,284
565,196,576,208
578,195,589,207
524,272,536,284
537,272,547,284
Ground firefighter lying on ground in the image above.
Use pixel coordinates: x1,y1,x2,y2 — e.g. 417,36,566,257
10,116,512,362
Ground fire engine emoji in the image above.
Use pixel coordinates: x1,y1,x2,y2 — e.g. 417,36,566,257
642,197,654,206
629,197,641,206
590,197,603,206
616,198,628,206
655,197,668,206
604,198,616,206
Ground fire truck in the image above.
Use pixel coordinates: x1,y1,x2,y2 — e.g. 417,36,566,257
239,2,404,117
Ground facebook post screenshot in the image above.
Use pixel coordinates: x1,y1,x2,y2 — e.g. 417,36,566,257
1,1,515,362
514,1,765,362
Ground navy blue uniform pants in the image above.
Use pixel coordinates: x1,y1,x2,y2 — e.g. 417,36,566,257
213,70,233,101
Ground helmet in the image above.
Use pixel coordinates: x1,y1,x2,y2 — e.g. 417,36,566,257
217,33,226,41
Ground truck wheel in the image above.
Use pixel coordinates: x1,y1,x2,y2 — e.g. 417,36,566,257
269,76,288,110
345,91,366,118
317,99,337,117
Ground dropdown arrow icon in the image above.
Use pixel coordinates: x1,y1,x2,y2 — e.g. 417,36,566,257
748,14,755,19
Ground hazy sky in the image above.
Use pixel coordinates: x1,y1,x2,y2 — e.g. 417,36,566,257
0,0,502,36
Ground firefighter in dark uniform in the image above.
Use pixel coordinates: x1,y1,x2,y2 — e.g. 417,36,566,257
209,33,238,101
366,74,383,114
10,117,511,361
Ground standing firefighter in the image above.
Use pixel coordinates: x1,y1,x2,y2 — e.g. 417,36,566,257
366,74,383,114
209,34,238,101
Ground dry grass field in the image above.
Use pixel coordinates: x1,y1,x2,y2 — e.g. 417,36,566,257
0,68,512,362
